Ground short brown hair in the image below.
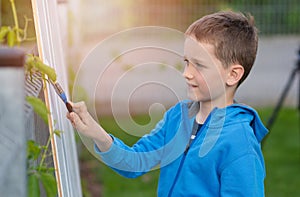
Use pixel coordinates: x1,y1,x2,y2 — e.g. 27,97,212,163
185,11,258,86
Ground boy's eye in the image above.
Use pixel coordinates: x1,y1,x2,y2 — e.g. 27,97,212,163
196,63,204,67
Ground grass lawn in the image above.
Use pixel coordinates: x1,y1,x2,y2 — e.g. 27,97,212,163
79,107,299,197
259,108,300,197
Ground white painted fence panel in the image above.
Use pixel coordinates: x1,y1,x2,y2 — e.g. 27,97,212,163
31,1,82,196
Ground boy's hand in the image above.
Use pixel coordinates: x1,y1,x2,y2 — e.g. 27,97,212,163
66,101,99,138
66,101,112,151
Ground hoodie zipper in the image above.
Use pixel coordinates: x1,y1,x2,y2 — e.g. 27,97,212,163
167,125,202,197
167,112,213,197
167,152,187,197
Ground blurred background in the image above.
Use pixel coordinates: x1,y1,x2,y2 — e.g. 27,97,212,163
71,0,300,112
1,0,299,110
1,0,299,196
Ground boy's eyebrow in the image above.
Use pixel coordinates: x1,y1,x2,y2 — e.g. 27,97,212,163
184,54,208,66
190,57,202,63
183,56,206,67
183,56,203,63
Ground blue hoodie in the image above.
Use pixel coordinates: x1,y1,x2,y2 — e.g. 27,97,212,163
95,101,268,196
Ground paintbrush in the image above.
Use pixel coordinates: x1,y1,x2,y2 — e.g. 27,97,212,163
50,80,73,113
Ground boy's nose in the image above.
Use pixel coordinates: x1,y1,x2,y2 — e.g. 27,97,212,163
183,66,193,79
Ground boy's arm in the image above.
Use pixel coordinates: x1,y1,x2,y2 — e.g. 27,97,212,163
220,154,265,197
94,114,168,177
67,101,169,178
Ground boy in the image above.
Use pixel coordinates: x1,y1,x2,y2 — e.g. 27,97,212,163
67,11,268,196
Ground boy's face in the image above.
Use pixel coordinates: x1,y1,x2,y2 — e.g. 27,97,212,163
183,36,229,104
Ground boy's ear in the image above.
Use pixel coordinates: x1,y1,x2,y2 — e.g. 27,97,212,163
226,64,244,86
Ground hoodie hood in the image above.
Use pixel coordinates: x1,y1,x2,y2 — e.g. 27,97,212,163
229,104,269,142
187,101,269,143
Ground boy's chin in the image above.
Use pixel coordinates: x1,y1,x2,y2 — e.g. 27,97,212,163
187,94,202,102
187,93,210,103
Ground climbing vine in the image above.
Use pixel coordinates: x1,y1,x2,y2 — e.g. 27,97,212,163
0,1,60,196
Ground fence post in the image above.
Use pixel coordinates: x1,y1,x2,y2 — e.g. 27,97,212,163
0,47,26,196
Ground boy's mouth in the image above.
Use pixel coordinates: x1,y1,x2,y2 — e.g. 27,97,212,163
187,83,198,88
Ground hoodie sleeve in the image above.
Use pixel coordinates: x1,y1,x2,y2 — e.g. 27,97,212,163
94,109,171,178
220,153,265,197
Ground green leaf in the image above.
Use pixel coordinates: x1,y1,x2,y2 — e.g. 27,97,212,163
54,129,62,138
27,140,41,160
26,96,49,125
27,174,40,197
0,26,9,42
42,167,55,173
37,165,55,173
34,58,57,82
25,54,35,72
40,172,57,197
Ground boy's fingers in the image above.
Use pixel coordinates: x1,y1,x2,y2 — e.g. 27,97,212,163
66,112,71,120
71,101,87,113
71,101,91,121
70,112,86,131
71,101,85,110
